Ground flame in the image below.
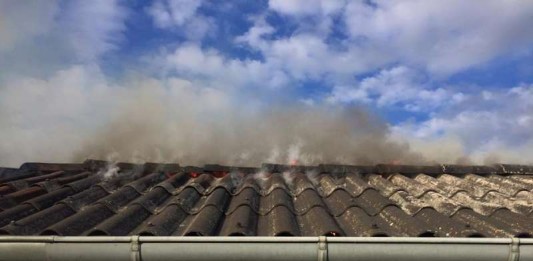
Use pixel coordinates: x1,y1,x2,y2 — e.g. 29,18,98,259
289,159,299,166
390,160,401,165
212,171,228,178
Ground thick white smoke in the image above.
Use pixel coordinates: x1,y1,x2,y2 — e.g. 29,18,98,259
0,65,425,167
72,79,427,166
2,65,533,168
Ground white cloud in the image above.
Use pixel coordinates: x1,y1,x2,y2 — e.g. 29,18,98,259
238,31,391,86
269,0,346,17
343,0,533,74
328,85,371,104
328,66,460,112
1,1,532,167
236,0,532,113
162,43,289,89
60,0,128,61
148,0,202,27
235,17,274,49
147,0,212,40
262,0,533,76
393,84,533,163
202,0,533,144
269,0,322,16
268,0,347,35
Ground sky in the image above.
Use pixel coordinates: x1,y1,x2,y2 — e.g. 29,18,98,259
0,0,532,167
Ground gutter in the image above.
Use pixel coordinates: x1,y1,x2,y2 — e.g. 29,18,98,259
0,236,532,261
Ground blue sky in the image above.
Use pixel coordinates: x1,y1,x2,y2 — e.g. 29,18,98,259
0,0,532,166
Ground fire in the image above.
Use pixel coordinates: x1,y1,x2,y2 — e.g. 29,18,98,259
212,171,228,178
289,159,299,166
390,159,401,165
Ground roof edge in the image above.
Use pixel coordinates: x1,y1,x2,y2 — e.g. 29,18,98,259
0,236,531,261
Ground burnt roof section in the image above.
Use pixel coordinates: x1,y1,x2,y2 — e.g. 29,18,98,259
0,160,532,237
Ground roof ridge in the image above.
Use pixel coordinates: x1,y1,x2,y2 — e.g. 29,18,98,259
8,160,533,176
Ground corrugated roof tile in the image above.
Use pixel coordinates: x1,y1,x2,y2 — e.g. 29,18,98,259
0,160,531,237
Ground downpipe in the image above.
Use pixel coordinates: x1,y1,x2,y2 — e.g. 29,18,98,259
0,236,532,261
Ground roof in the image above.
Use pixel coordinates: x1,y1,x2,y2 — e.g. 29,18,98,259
0,160,532,237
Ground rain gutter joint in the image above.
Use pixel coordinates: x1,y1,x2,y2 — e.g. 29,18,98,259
318,236,327,261
131,235,140,261
508,237,519,261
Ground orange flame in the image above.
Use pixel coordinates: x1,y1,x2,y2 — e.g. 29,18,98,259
289,159,299,166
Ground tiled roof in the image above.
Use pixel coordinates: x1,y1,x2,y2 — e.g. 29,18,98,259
0,160,532,237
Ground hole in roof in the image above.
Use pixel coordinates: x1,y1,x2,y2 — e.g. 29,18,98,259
88,230,109,236
324,231,341,237
0,230,11,235
41,230,59,236
418,231,436,237
275,231,294,237
371,232,389,237
138,231,155,236
185,231,204,236
515,232,532,238
229,232,246,236
466,232,484,238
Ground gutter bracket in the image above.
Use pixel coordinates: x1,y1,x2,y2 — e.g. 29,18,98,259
318,236,327,261
508,237,520,261
131,236,141,261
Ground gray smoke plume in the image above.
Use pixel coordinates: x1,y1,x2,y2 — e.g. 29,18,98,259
73,101,428,166
3,67,524,168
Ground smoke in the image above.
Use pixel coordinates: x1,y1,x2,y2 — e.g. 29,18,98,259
1,2,532,169
72,82,430,166
98,163,120,181
94,152,121,181
1,66,531,168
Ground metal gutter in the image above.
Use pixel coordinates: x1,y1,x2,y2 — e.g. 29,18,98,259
0,236,532,261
